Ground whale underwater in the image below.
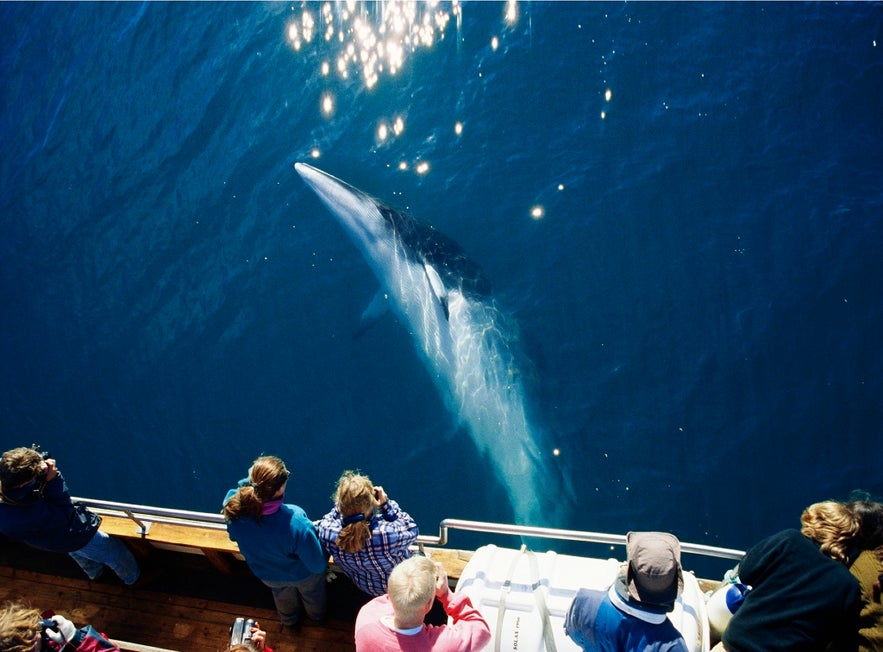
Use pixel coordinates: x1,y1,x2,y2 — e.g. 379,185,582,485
295,162,570,526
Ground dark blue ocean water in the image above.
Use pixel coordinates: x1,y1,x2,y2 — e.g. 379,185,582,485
2,2,882,574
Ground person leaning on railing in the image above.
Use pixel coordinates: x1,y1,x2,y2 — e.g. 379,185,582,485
564,531,690,652
317,470,419,598
711,500,862,652
222,455,327,631
0,446,143,587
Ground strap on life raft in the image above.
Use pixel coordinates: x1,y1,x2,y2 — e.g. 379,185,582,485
494,545,558,652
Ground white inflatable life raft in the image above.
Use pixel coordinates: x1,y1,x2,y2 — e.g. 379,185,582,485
454,544,709,652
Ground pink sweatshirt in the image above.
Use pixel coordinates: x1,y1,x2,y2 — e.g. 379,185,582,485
355,590,491,651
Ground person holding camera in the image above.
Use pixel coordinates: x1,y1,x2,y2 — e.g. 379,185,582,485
222,455,327,630
225,618,273,652
354,556,491,651
0,600,120,651
318,470,419,597
0,446,142,586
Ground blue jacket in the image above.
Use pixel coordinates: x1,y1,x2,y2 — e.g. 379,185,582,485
565,587,689,652
0,473,99,552
223,484,327,583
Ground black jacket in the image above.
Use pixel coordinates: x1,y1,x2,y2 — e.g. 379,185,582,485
723,528,861,652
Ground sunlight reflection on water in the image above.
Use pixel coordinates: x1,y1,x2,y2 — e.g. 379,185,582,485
286,0,463,90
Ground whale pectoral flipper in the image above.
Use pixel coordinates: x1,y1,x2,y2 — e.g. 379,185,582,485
423,263,449,320
353,289,390,339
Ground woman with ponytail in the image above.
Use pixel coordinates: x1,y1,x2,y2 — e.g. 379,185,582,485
318,470,418,597
222,456,327,630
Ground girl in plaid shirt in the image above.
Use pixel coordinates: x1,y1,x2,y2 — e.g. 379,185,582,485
318,471,419,596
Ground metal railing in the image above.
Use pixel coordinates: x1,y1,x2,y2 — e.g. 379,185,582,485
417,518,745,561
75,497,745,561
75,497,227,535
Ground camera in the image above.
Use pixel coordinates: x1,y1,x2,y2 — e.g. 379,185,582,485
229,617,255,646
30,444,51,478
39,618,56,644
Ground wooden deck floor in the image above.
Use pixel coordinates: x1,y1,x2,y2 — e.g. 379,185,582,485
0,537,367,652
0,533,473,652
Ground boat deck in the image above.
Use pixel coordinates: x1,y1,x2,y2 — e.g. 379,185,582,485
1,503,738,652
1,536,365,651
0,534,475,652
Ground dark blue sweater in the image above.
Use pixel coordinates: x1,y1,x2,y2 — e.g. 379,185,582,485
0,473,99,552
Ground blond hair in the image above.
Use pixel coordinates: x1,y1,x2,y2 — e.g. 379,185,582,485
222,456,290,522
334,471,376,553
387,556,436,626
0,601,42,652
801,500,859,564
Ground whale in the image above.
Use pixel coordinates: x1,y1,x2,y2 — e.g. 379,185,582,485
295,162,569,526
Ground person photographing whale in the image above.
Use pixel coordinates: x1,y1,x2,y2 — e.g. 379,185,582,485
0,445,142,587
318,470,419,597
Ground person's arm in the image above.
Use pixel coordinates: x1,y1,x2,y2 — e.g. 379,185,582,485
45,615,119,651
374,487,398,522
316,508,342,547
71,625,121,651
248,621,269,652
564,588,606,649
434,563,492,650
375,499,419,552
292,514,329,574
39,459,73,506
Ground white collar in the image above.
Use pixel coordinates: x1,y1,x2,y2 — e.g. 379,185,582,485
381,615,423,636
607,584,667,624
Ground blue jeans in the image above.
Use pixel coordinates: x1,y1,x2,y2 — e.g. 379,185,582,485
69,530,140,585
262,572,327,625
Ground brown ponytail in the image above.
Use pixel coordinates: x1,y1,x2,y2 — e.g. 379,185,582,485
223,456,290,522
